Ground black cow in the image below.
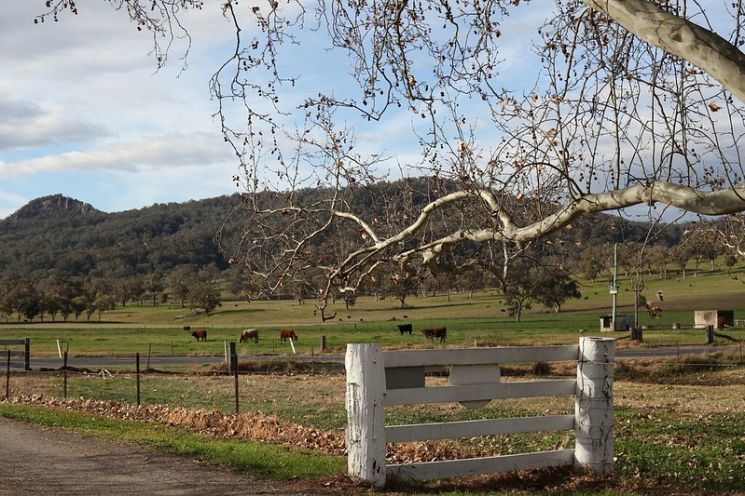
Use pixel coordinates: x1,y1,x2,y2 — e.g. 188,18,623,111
397,323,413,335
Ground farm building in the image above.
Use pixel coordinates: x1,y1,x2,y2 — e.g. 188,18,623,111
694,310,734,329
599,314,633,332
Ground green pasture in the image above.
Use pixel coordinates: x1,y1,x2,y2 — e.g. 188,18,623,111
2,313,745,360
1,265,745,358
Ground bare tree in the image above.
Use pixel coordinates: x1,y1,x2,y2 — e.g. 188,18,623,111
42,0,745,316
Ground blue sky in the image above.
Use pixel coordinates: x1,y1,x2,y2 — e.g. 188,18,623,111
0,2,549,219
0,2,244,218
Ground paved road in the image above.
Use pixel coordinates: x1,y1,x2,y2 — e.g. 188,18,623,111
19,343,742,370
0,417,304,496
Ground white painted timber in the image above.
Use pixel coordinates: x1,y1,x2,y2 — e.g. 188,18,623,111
345,344,387,487
575,337,614,475
387,449,575,481
383,345,579,368
384,379,576,406
385,415,575,442
449,364,501,409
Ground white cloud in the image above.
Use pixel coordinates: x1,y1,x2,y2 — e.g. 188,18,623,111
0,132,233,179
0,96,110,151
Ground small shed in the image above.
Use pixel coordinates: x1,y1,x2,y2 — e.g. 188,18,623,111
694,310,734,329
600,314,633,332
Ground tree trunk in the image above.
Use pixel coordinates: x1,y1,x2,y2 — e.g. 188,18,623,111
514,301,522,322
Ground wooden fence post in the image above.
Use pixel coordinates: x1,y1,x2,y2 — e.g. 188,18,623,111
229,342,237,374
63,351,68,399
5,350,10,400
575,337,615,474
345,343,387,487
24,338,30,371
135,352,141,407
705,325,715,344
230,341,239,414
320,335,327,352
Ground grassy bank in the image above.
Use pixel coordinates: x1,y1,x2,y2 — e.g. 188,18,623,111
5,363,745,494
0,402,344,480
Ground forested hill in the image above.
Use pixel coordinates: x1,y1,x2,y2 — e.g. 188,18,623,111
0,194,240,280
0,185,685,285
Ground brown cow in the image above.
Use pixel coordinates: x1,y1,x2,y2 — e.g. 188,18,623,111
191,329,207,341
239,328,259,343
644,302,662,319
280,328,298,342
422,327,447,343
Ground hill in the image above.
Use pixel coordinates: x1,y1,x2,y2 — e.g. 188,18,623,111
5,194,102,221
0,180,686,287
0,194,241,281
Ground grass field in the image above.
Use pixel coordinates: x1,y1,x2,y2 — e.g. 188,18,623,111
1,264,744,494
0,266,744,359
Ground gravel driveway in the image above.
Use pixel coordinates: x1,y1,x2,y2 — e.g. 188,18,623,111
0,417,307,495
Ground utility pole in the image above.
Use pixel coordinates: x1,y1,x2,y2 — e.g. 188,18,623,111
610,243,619,331
632,276,644,331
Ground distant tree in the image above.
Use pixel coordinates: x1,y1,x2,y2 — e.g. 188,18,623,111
457,270,486,299
93,294,117,321
725,254,738,271
0,285,10,321
686,232,721,272
386,266,422,310
11,282,40,322
226,264,252,302
118,276,144,307
187,267,223,314
500,263,541,323
341,288,357,311
144,271,165,306
670,245,692,279
578,245,612,282
187,281,222,315
70,295,88,321
647,245,669,280
166,265,197,308
534,274,582,313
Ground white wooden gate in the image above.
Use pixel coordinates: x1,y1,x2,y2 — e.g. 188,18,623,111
345,337,614,487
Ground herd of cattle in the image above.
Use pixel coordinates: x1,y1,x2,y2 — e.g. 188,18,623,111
399,323,447,342
183,324,445,343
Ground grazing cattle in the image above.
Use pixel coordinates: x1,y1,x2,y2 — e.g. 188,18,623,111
717,316,727,329
397,323,413,335
422,327,447,343
191,329,207,341
280,328,298,342
239,328,259,343
644,302,662,319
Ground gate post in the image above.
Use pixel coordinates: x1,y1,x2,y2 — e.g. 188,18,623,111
345,343,387,487
24,338,30,371
575,337,615,474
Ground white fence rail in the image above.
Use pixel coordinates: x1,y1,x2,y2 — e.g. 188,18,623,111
345,337,615,487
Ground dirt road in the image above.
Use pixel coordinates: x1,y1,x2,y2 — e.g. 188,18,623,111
0,417,305,495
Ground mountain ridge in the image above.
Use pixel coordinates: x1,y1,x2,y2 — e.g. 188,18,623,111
6,194,103,222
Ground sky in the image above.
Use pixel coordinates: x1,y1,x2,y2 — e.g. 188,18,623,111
0,2,245,218
0,1,554,220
